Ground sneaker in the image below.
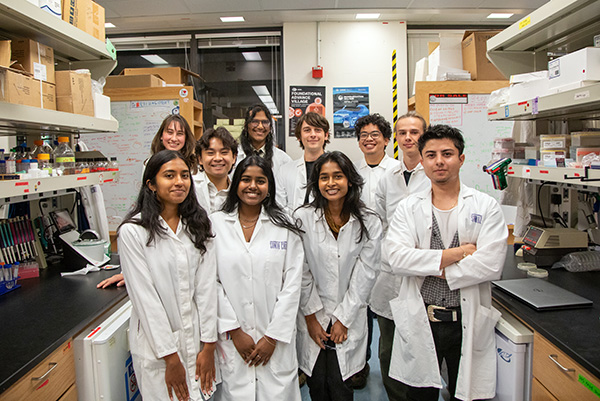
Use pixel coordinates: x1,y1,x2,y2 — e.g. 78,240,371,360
348,362,370,390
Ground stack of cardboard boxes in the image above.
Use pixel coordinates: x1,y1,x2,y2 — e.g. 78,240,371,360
62,0,106,42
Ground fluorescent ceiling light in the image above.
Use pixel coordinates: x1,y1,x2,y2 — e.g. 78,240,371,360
252,85,270,96
105,22,116,28
487,13,513,19
243,52,262,61
141,54,169,65
220,16,245,23
258,95,273,103
356,13,380,19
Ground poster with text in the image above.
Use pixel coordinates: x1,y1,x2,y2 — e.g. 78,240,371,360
288,86,326,136
333,87,370,138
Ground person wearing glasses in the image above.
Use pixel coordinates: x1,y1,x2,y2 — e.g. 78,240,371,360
237,104,292,173
277,112,330,211
295,151,382,401
348,113,400,389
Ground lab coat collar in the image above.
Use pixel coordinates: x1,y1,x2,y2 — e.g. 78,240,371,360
222,206,269,222
157,214,184,239
359,153,395,170
392,160,424,175
311,206,357,226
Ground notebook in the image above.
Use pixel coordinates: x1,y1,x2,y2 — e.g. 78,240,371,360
492,278,593,311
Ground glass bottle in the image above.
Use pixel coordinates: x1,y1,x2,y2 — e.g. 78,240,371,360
54,137,76,175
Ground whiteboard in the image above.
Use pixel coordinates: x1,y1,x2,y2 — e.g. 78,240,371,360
82,100,179,230
429,94,514,201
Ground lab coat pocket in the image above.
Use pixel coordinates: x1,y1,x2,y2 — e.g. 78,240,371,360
389,297,412,344
216,333,237,374
268,337,298,375
472,305,501,351
265,251,285,288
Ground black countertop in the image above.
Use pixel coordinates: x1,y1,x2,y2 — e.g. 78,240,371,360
0,261,127,394
494,250,600,379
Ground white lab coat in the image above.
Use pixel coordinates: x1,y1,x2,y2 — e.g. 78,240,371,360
294,206,382,381
356,154,400,210
119,216,217,401
369,162,430,319
277,158,310,211
211,209,303,401
193,170,228,214
384,185,507,401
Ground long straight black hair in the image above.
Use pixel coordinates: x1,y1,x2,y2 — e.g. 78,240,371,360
221,155,303,236
304,151,373,243
239,105,275,167
119,150,212,253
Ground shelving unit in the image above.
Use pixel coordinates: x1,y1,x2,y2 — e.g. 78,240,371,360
507,164,600,190
487,82,600,121
0,171,120,206
487,0,600,77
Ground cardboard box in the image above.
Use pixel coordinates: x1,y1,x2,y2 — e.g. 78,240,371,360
11,39,55,84
0,67,39,107
40,80,56,110
122,67,201,85
548,47,600,91
104,74,165,89
55,70,94,116
62,0,105,42
0,41,10,68
462,31,506,81
571,132,600,147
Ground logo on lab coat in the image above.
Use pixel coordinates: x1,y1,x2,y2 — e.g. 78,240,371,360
471,214,482,224
270,241,287,250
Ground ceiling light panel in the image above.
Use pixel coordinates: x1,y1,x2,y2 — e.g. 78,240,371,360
242,52,262,61
487,13,514,19
356,13,380,19
141,54,169,65
220,16,245,22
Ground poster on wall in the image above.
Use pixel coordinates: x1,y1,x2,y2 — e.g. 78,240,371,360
288,86,326,136
333,87,370,138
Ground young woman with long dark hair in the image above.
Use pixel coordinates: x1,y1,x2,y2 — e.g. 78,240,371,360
294,151,382,401
118,150,217,401
211,155,303,400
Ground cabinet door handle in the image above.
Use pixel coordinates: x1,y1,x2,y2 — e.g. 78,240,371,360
549,354,575,373
31,362,58,381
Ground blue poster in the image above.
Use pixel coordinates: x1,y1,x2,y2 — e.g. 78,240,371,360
333,87,370,138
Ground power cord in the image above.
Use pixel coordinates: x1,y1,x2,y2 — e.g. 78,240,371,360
537,181,550,228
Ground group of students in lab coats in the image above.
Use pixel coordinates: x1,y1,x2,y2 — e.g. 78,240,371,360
98,104,507,401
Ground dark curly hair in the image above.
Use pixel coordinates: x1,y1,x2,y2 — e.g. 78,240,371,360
119,150,212,253
354,113,392,146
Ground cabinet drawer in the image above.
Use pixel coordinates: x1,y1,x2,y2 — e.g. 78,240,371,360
532,377,559,401
533,332,600,401
58,385,77,401
0,339,75,401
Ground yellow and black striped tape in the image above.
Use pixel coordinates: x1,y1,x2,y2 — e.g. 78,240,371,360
392,49,399,159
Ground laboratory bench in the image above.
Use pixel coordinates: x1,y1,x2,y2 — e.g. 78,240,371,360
0,259,126,397
494,249,600,400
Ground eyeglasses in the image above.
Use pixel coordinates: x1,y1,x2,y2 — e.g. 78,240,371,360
359,131,382,141
249,119,271,128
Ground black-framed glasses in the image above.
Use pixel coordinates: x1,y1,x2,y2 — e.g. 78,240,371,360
249,119,271,128
359,131,382,141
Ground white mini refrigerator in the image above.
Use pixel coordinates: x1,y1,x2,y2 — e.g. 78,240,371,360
493,304,534,401
75,300,141,401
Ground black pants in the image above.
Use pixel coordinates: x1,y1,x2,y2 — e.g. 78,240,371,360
407,320,462,401
306,345,354,401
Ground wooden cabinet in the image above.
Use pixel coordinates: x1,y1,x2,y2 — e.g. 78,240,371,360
0,339,76,401
533,332,600,401
532,377,559,401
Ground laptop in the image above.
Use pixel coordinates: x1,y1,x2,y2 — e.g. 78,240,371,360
492,278,593,311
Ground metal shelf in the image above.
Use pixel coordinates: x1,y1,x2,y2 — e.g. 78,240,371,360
0,102,118,135
487,0,600,77
507,164,600,189
0,0,116,79
0,171,120,205
487,83,600,121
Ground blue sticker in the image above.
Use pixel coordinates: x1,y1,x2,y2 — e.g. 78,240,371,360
497,347,512,363
471,214,482,224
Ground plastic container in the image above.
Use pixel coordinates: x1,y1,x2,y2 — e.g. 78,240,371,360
32,140,54,159
54,136,76,175
494,138,515,150
517,262,537,271
540,135,570,150
527,268,549,278
37,153,53,176
5,151,16,174
107,157,119,171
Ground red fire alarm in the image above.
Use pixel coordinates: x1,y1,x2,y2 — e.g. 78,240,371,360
312,66,323,79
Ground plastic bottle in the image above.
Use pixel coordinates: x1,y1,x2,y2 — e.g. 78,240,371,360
54,137,76,175
6,150,16,174
107,157,119,171
0,149,4,160
37,153,52,176
0,160,5,174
